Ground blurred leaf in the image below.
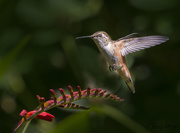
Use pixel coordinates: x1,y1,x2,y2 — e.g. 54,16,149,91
47,0,103,21
49,105,147,133
61,35,84,84
96,105,148,133
50,111,90,133
129,0,175,11
0,35,30,79
16,0,102,27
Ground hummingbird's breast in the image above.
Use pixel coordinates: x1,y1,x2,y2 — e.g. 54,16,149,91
93,40,118,65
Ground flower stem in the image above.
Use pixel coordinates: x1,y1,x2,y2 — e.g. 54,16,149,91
22,120,31,133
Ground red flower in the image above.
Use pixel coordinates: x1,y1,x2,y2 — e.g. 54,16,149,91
23,110,55,122
15,110,55,132
35,111,55,122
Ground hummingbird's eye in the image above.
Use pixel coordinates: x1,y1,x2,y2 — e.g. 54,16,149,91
98,34,102,37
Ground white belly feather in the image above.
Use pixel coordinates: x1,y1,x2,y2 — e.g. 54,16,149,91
94,41,116,66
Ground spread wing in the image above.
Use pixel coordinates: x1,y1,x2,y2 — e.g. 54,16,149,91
120,36,169,56
117,33,138,40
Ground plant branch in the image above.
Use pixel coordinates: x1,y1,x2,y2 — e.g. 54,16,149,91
14,85,124,133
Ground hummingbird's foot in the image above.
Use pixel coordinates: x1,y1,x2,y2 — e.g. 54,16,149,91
109,65,116,71
109,64,123,71
109,66,113,71
109,64,117,71
112,64,116,71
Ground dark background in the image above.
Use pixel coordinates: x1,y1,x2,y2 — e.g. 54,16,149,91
0,0,180,133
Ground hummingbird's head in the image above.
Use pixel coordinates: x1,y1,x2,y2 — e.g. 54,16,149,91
91,31,111,45
76,31,111,46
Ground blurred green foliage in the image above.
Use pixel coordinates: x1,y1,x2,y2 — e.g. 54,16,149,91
0,0,180,133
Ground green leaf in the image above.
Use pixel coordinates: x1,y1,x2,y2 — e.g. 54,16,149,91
49,105,147,133
50,111,90,133
0,35,30,79
96,105,148,133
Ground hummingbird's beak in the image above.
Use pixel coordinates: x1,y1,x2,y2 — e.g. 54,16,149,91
75,35,93,39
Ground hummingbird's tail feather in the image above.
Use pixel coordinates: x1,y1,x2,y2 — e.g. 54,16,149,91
117,66,135,93
125,79,135,93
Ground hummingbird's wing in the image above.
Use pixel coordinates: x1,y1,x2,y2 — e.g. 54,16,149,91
120,36,169,56
117,33,138,40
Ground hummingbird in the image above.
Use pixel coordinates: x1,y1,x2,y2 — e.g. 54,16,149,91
76,31,169,93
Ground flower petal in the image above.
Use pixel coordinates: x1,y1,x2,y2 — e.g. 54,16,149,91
36,112,55,122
